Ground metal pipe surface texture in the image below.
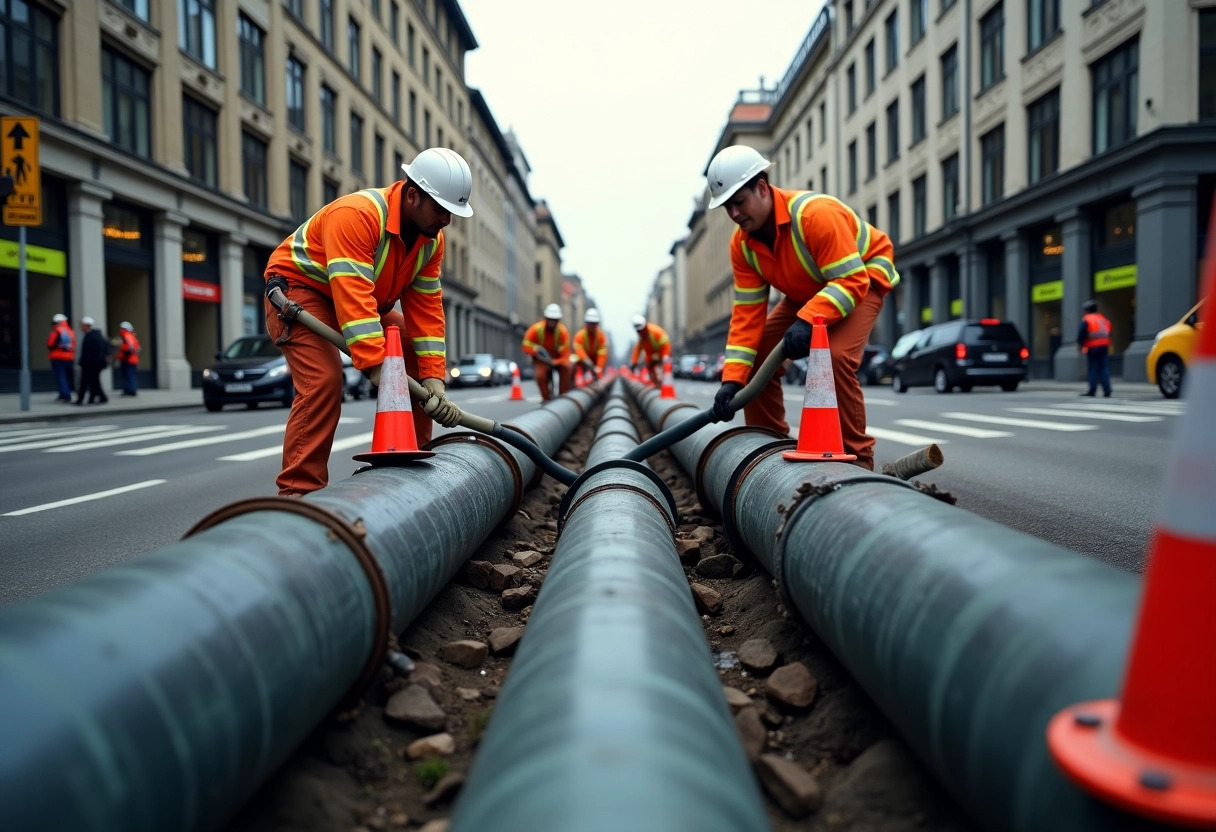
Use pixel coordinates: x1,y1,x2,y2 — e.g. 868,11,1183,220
451,383,770,832
631,385,1167,832
0,390,595,832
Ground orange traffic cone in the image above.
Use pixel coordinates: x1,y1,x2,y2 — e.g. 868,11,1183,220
660,357,677,399
782,315,855,462
1047,217,1216,827
574,364,584,388
352,326,435,464
509,362,525,401
641,365,651,384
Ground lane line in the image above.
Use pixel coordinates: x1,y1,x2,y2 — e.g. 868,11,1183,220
868,426,950,446
0,425,186,453
217,431,375,462
1009,407,1162,423
941,412,1098,431
3,479,166,517
862,398,898,406
1053,402,1185,416
45,425,226,453
116,425,286,456
0,425,116,445
894,419,1012,438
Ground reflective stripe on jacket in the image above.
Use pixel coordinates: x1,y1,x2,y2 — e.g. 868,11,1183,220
722,186,898,384
573,327,608,369
47,322,75,361
118,330,141,365
522,321,570,362
630,323,671,365
265,181,446,376
1082,313,1112,349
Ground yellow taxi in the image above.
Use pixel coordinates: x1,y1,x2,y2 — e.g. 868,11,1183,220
1147,299,1206,398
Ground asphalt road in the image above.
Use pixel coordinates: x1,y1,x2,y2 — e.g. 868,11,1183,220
0,378,1182,606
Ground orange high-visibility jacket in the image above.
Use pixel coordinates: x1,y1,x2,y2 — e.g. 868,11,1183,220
117,330,140,365
573,327,608,369
266,181,446,376
47,322,75,361
1081,313,1112,350
630,323,671,365
522,321,570,363
722,186,899,385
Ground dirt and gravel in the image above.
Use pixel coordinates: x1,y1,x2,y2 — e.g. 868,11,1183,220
229,395,977,832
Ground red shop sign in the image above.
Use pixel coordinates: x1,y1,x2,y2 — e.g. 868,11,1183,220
183,277,220,303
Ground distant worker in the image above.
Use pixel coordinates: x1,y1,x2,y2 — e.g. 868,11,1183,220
75,316,110,405
1078,299,1113,398
264,147,471,496
115,321,141,397
629,315,670,389
522,303,571,401
46,313,75,403
704,145,898,472
573,308,608,379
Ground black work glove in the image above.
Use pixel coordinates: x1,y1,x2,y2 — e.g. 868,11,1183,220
782,318,814,360
711,381,744,423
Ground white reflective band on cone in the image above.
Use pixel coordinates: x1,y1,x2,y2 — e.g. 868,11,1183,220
800,350,838,409
1158,361,1216,539
380,354,414,412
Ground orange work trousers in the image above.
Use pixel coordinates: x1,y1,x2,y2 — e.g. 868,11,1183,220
265,283,433,495
533,359,572,401
635,354,666,389
743,291,884,470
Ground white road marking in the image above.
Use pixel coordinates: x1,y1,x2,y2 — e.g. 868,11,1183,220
868,426,951,446
217,430,375,462
895,418,1012,438
1009,407,1162,423
941,412,1098,431
862,397,898,406
116,425,286,456
45,425,226,452
0,425,115,445
1056,402,1185,416
3,479,166,516
0,425,186,453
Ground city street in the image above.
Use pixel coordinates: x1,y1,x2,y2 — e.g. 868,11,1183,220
0,379,1179,605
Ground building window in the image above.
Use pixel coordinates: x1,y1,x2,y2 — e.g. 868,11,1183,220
980,3,1004,91
374,133,385,184
844,0,854,34
117,0,150,22
242,131,268,209
1202,10,1216,120
391,2,400,44
286,57,305,131
941,45,958,121
321,84,337,153
865,38,876,96
887,190,901,243
942,0,957,11
320,0,334,52
392,71,401,124
1093,38,1138,154
885,9,899,73
913,175,927,236
1028,0,1060,54
350,113,364,175
238,13,265,107
942,154,959,222
394,150,404,178
821,164,828,193
423,46,430,88
820,101,827,142
910,75,926,144
847,63,857,114
370,0,381,20
981,124,1004,206
183,95,218,187
1027,88,1059,183
323,178,339,204
847,140,858,194
795,135,802,170
372,47,383,104
867,203,878,227
348,17,361,81
424,108,431,146
436,68,443,102
911,0,927,46
289,160,308,220
101,47,150,157
179,0,217,69
886,99,900,162
806,118,814,157
865,121,877,180
408,23,415,68
409,90,417,138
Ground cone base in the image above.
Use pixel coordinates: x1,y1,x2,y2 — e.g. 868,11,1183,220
660,388,677,399
782,450,856,462
1047,699,1216,828
509,391,525,401
351,449,436,464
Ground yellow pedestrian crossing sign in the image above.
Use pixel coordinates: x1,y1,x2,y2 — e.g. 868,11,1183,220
1,116,41,226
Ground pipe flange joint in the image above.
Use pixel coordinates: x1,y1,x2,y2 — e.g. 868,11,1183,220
720,439,798,564
422,431,525,521
694,426,790,517
557,458,678,535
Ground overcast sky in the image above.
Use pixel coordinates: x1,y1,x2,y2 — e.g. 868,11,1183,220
460,0,829,355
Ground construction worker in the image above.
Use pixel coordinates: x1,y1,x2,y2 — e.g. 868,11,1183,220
115,322,141,396
629,315,670,389
705,145,898,472
46,313,75,402
264,147,471,496
522,303,571,401
1078,298,1113,398
573,308,608,380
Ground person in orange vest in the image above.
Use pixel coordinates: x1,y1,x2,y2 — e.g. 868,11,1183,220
703,145,899,472
263,147,471,496
573,308,608,380
115,322,141,396
629,315,671,389
522,303,571,401
46,313,75,402
1077,298,1113,398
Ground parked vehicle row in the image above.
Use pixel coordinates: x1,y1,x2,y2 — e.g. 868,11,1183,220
675,353,726,381
448,353,517,388
201,335,373,412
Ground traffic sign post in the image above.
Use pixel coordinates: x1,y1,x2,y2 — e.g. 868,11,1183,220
2,115,41,412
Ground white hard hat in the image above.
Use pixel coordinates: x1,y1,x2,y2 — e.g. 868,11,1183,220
631,314,647,330
706,145,772,210
584,308,601,324
81,316,95,326
543,303,563,320
52,313,67,323
120,321,133,331
401,148,474,218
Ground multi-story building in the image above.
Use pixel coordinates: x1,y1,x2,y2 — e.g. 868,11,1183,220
646,236,688,350
682,0,1216,382
1,0,563,393
532,198,564,325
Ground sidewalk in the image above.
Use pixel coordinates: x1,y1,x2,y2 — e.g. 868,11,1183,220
0,389,204,425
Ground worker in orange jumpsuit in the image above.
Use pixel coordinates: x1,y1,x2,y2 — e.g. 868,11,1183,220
705,145,899,471
522,304,571,401
573,308,608,380
629,315,670,389
263,147,472,496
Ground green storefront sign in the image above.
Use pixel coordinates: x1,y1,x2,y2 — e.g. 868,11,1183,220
0,240,66,277
950,298,962,317
1094,264,1137,292
1032,280,1063,303
921,306,932,324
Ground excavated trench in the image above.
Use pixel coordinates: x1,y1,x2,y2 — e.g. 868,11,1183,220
228,396,976,832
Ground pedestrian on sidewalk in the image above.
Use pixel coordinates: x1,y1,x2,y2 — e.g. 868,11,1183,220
1077,299,1113,398
522,304,571,401
115,321,141,396
46,313,75,402
75,317,111,405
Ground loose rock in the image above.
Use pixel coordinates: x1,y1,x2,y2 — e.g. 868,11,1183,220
722,685,752,711
511,550,543,567
675,537,702,561
439,640,487,669
461,560,492,590
691,525,715,545
696,554,739,579
690,583,723,615
735,706,767,762
488,626,525,656
489,564,523,592
756,754,821,818
384,685,446,731
417,821,449,832
408,662,444,697
766,662,817,710
738,638,779,674
455,687,481,702
501,585,537,610
405,732,456,759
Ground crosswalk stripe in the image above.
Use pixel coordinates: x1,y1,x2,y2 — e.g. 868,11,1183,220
862,398,897,406
0,425,187,453
0,425,115,445
941,412,1098,431
895,418,1012,438
115,425,286,456
3,479,166,517
1009,407,1162,423
868,426,950,446
1057,402,1185,416
44,425,227,452
216,431,376,462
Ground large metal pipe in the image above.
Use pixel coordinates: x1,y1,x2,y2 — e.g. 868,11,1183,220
629,383,1167,832
0,389,598,832
451,381,770,832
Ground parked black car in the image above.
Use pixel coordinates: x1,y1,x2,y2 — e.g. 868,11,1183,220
891,319,1029,394
449,353,498,387
202,335,293,411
